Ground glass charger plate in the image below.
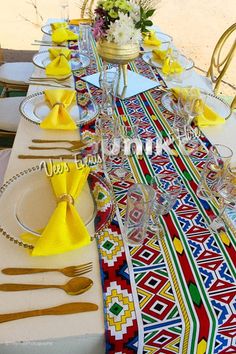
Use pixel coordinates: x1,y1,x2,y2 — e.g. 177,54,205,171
142,52,194,71
0,166,115,250
20,91,99,126
161,91,232,120
142,31,173,52
33,50,90,71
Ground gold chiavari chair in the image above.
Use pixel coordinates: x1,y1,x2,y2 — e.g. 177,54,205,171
207,23,236,110
79,0,96,22
0,96,24,148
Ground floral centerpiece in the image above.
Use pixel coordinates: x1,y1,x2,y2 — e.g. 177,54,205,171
93,0,155,84
93,0,155,44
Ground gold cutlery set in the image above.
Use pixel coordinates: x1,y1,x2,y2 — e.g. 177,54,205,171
32,39,67,47
18,139,87,160
28,75,72,88
0,262,98,324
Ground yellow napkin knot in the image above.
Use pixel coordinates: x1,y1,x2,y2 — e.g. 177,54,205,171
152,48,169,62
52,102,65,108
40,89,77,130
21,163,91,256
51,22,78,44
57,193,74,205
143,31,161,47
59,53,68,58
162,57,183,76
46,48,71,77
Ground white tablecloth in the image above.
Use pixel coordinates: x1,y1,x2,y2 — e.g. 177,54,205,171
0,19,105,354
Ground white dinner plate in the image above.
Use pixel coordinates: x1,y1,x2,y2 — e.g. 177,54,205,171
142,51,194,71
0,166,115,249
142,31,173,52
161,91,232,120
20,91,99,126
33,50,90,71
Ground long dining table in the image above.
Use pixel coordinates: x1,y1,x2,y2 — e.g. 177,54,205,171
0,19,236,354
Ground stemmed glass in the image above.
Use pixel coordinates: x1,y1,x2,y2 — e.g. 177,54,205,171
205,163,236,231
196,144,233,200
149,174,182,238
170,90,205,154
59,0,69,22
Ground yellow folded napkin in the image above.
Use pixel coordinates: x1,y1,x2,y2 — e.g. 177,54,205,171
143,31,161,47
46,48,71,77
51,23,78,43
40,89,77,130
195,106,225,127
50,22,68,30
162,57,183,76
152,48,169,62
171,87,225,126
21,163,91,256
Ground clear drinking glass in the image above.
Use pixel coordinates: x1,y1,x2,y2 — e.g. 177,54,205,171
208,164,236,230
123,184,155,245
78,24,90,55
102,137,130,180
59,0,69,22
196,144,233,200
100,69,118,117
150,174,182,237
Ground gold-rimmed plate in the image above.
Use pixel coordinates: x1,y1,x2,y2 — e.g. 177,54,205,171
41,24,79,36
161,91,232,120
33,50,90,71
142,52,194,71
0,166,115,250
19,91,99,126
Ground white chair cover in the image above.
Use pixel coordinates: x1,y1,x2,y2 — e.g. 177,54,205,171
0,149,11,187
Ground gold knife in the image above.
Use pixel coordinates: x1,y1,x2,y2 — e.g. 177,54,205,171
0,302,98,324
18,154,80,160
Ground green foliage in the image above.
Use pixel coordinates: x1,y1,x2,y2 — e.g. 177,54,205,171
135,6,155,33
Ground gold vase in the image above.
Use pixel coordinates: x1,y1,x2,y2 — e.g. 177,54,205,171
96,40,140,86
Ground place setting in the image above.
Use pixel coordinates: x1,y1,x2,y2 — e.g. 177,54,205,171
1,0,236,352
0,162,115,251
19,88,99,129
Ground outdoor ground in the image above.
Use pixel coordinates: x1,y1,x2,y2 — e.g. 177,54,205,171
0,0,235,94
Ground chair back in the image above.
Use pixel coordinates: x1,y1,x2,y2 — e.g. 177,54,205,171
207,23,236,94
80,0,96,19
0,45,4,65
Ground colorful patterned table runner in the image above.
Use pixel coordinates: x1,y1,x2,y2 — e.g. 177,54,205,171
68,36,236,354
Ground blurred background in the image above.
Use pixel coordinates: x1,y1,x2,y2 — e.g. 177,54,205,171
0,0,235,92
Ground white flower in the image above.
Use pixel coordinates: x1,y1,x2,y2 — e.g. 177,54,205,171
106,12,141,45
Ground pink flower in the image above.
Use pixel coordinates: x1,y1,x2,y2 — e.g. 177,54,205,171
93,18,106,41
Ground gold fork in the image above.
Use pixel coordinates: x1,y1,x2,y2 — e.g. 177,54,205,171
2,262,93,277
32,139,87,149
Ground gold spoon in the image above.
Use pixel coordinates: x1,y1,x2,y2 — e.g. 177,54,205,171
0,276,93,296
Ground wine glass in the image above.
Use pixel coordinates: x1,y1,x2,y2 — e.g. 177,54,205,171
196,144,233,200
149,174,182,238
59,0,69,22
206,163,236,231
